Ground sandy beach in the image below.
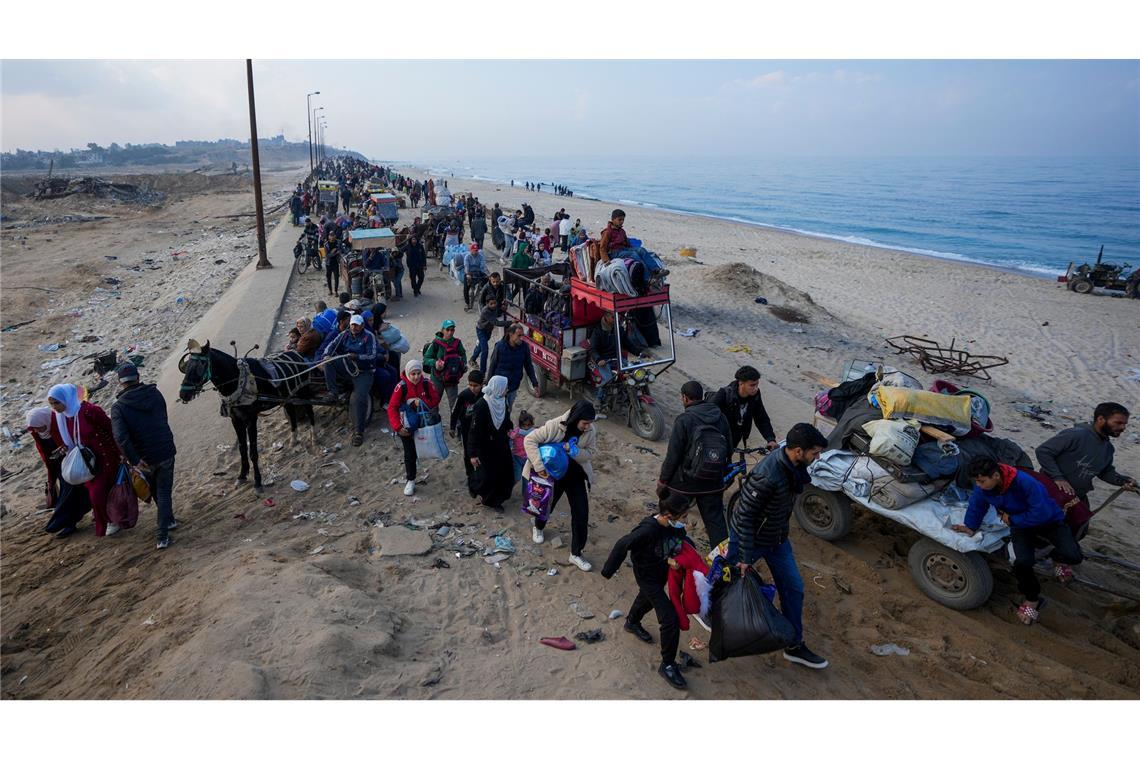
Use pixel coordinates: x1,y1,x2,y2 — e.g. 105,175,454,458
2,165,1138,699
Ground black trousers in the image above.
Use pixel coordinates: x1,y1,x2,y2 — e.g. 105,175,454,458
535,472,589,556
399,432,418,481
675,486,728,548
326,259,340,294
1010,521,1083,602
629,582,680,666
409,266,425,295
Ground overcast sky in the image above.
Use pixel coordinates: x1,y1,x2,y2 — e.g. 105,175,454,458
2,60,1137,159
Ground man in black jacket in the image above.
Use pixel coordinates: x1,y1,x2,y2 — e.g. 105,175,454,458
727,422,829,669
405,234,428,297
449,370,484,497
601,491,693,690
657,381,732,547
109,364,178,550
710,365,778,451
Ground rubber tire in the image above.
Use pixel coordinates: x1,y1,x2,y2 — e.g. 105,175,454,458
792,485,854,541
295,253,309,275
630,399,666,441
1070,277,1093,294
906,538,994,611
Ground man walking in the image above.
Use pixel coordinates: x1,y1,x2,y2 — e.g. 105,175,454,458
109,363,177,550
488,323,541,407
656,381,731,547
710,365,779,451
727,423,830,670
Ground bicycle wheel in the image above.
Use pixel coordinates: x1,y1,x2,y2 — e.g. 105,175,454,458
295,251,309,275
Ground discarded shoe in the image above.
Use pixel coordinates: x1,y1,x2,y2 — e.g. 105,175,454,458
539,636,576,651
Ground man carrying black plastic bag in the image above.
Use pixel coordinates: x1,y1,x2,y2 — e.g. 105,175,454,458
725,422,830,669
708,567,797,662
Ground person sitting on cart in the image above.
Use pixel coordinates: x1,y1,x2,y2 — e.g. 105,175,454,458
598,209,668,282
316,310,351,359
363,246,391,301
587,312,648,412
321,314,378,447
710,365,779,453
463,244,489,312
953,457,1084,625
479,272,508,317
1034,402,1135,537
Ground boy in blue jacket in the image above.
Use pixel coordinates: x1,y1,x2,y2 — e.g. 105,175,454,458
953,457,1083,625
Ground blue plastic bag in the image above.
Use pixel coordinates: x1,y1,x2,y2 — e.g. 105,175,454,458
538,444,569,480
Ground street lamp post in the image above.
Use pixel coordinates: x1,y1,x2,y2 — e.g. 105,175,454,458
313,107,325,168
246,59,271,270
306,91,319,177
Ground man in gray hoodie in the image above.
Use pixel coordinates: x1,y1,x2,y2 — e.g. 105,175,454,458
1035,402,1135,504
110,363,178,550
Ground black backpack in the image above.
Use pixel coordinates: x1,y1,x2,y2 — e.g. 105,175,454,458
682,416,729,482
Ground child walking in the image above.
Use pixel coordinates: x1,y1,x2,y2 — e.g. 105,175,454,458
601,491,694,691
509,410,536,484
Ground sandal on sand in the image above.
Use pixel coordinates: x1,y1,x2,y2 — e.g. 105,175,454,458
540,636,576,651
1017,597,1047,625
352,433,363,447
1054,563,1075,584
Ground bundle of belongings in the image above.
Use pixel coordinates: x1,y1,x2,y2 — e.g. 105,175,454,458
814,367,1027,511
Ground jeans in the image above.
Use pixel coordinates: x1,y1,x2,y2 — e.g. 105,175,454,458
391,266,404,297
629,583,680,665
612,246,663,274
464,275,486,309
471,328,491,375
151,457,176,541
506,389,519,409
513,455,525,483
409,266,425,295
1010,521,1084,602
323,358,374,433
725,534,805,644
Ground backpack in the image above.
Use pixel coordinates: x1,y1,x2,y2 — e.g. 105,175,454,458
682,416,729,483
433,338,465,385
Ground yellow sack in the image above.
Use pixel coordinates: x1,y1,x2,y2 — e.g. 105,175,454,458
874,386,973,432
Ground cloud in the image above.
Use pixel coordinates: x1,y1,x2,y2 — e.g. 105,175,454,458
724,69,787,90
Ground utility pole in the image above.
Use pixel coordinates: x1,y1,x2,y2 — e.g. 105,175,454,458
306,91,319,178
246,59,271,269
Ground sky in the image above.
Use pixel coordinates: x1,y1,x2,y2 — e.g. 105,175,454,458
2,59,1138,160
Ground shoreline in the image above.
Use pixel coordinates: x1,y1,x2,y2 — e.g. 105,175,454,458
395,162,1066,283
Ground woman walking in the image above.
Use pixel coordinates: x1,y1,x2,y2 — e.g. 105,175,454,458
26,406,91,537
523,400,598,571
467,376,515,512
47,384,120,537
387,360,441,496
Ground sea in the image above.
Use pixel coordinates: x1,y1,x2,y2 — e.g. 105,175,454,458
400,156,1140,279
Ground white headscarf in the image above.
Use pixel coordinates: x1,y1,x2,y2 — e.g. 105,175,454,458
47,384,83,449
26,407,52,438
483,375,509,429
404,359,423,377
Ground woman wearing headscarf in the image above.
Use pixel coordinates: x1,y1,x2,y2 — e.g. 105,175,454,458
522,400,598,571
46,383,121,537
467,376,515,512
26,407,92,537
387,359,441,497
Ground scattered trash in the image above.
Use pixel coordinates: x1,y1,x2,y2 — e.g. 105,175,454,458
40,357,78,370
606,514,619,523
290,480,309,492
436,526,451,538
539,636,576,651
608,609,623,620
32,175,165,205
309,545,324,555
570,602,595,619
78,335,100,343
726,344,752,355
494,535,516,554
688,637,706,651
549,535,564,549
832,576,852,595
2,426,22,451
431,557,450,569
679,651,702,669
2,319,36,332
102,277,121,286
574,629,605,644
263,498,276,507
673,327,700,338
870,643,910,657
547,567,559,576
754,296,769,305
142,615,156,626
484,552,512,564
38,343,63,352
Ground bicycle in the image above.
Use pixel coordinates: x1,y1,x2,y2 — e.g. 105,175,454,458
293,236,321,275
723,445,770,524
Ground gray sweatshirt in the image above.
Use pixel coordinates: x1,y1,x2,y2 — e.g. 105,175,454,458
1035,422,1129,498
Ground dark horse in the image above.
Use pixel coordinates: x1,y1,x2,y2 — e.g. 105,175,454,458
178,339,317,491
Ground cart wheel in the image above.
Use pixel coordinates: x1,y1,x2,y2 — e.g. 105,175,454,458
793,486,854,541
907,538,993,610
630,399,666,441
1069,277,1093,294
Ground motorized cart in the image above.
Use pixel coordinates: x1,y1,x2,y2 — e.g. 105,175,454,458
345,227,396,299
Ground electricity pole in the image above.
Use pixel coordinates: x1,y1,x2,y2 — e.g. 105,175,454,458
246,59,271,269
306,91,319,177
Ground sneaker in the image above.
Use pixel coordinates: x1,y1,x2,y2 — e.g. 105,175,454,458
167,520,179,531
658,662,688,690
694,614,712,633
783,643,829,670
1054,563,1075,584
403,479,416,496
156,537,171,550
569,554,592,572
105,524,121,537
532,526,545,544
623,620,654,644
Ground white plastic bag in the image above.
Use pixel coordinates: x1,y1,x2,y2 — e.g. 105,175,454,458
862,419,920,466
61,421,96,485
413,422,449,460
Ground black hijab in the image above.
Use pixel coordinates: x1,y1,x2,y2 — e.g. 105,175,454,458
561,400,596,443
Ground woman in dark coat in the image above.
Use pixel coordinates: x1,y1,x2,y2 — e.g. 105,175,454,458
467,375,515,511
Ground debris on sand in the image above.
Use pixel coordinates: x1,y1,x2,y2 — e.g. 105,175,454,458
31,176,165,205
